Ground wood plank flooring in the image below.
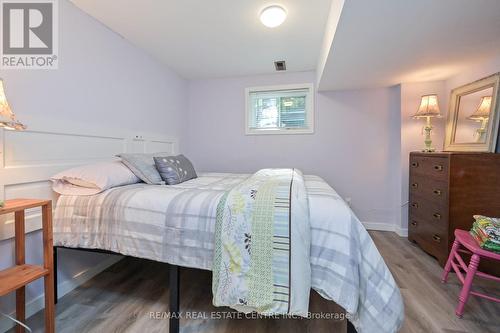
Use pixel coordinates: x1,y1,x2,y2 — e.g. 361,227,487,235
12,231,500,332
371,231,499,333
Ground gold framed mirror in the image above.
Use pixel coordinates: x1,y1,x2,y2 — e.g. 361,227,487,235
444,73,500,152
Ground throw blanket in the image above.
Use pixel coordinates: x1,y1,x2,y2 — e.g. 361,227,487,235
212,169,311,316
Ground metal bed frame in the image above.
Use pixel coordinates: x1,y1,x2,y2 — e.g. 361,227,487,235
53,246,357,333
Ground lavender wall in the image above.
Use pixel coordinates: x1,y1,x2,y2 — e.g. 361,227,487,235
0,1,187,327
184,71,402,226
445,56,500,97
0,1,187,138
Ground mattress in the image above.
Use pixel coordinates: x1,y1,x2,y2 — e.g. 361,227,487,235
54,172,404,333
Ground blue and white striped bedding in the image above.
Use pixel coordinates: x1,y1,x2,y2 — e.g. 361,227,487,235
54,172,404,333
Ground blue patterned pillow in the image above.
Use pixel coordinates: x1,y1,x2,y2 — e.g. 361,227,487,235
154,154,197,185
117,153,167,185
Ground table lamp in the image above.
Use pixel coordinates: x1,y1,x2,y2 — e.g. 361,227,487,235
0,79,26,207
413,94,441,152
468,96,491,142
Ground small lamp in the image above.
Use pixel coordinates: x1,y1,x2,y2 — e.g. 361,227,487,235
413,94,441,152
468,96,491,142
0,79,26,131
0,79,26,207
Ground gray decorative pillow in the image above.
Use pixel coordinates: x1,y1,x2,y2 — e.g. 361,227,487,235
117,153,168,185
154,154,197,185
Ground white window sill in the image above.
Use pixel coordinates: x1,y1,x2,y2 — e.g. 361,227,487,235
245,128,314,135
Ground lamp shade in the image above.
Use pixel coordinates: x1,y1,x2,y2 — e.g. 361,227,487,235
468,96,491,120
0,79,26,130
413,94,441,118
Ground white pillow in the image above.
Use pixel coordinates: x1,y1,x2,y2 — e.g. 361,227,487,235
51,161,141,196
51,181,109,196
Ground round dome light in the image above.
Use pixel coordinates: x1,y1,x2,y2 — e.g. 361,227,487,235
260,5,287,28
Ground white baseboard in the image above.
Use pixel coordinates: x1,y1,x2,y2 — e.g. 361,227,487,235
362,222,408,237
395,226,408,237
0,256,122,333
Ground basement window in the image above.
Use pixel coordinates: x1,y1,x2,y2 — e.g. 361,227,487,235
245,83,314,135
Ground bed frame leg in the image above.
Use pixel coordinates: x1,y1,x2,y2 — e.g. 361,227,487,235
53,246,58,304
169,264,180,333
347,319,357,333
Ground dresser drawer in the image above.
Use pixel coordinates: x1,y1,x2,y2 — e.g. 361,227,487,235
408,217,447,243
410,155,449,182
409,194,448,231
409,175,448,207
408,212,446,237
408,216,448,264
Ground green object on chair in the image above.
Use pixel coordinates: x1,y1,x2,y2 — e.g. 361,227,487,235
470,215,500,253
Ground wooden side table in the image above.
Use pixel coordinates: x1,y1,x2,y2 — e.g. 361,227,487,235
0,199,55,333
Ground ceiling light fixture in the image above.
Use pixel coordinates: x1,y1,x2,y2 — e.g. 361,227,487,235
260,5,287,28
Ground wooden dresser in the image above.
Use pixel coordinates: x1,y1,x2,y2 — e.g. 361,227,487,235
408,152,500,275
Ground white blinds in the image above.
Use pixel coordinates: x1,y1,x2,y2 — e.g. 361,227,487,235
248,87,311,131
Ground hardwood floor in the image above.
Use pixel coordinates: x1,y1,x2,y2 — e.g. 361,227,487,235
14,231,500,332
371,231,499,333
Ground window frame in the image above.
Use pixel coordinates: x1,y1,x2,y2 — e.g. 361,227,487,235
245,83,315,135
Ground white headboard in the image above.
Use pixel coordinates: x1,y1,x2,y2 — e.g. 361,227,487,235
0,128,177,240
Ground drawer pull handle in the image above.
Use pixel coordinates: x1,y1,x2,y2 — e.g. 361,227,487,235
411,203,419,208
433,189,442,196
434,165,444,171
433,213,441,220
412,183,418,189
432,235,441,243
411,162,419,168
411,221,417,227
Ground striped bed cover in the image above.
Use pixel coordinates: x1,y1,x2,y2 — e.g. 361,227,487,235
54,172,404,333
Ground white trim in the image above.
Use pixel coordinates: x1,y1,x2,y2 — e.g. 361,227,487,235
0,255,122,332
362,221,408,237
395,226,409,237
245,83,315,135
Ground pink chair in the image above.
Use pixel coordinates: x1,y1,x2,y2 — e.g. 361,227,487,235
441,229,500,317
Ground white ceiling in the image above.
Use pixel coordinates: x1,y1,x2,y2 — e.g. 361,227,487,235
70,0,332,79
318,0,500,90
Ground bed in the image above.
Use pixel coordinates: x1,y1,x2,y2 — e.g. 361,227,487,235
52,172,404,333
